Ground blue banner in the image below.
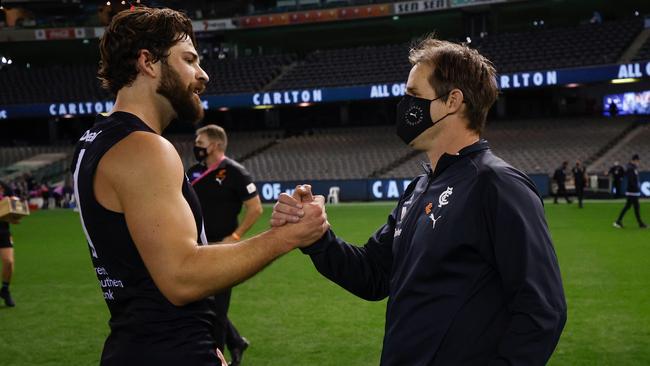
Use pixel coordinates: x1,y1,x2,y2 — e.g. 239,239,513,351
255,175,554,202
2,60,649,119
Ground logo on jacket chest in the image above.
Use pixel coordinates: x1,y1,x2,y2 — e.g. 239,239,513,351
215,169,227,185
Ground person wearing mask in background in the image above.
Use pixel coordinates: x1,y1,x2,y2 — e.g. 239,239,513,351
186,125,263,366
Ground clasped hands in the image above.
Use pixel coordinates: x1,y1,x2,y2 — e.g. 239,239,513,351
270,185,330,248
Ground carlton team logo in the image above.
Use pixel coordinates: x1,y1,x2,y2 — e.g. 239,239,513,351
405,104,424,126
438,187,453,208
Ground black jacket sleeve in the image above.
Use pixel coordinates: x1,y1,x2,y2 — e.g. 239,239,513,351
483,168,567,366
300,207,397,301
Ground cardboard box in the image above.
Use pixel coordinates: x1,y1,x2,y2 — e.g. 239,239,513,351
0,197,30,222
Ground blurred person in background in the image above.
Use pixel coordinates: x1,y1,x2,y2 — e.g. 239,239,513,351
553,161,572,204
614,154,647,229
0,180,17,307
572,160,587,208
187,125,263,366
608,161,625,198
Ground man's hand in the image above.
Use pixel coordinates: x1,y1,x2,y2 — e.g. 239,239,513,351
272,193,329,249
270,185,314,227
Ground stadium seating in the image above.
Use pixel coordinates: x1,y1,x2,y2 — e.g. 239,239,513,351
0,18,645,105
226,126,409,180
0,64,111,105
203,54,296,95
383,117,637,178
167,130,283,170
591,123,650,173
476,19,643,73
271,44,411,90
0,145,74,169
632,36,650,61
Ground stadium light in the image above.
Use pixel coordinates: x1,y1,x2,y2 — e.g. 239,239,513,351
7,59,12,65
121,0,126,5
465,37,472,44
253,105,274,110
392,16,399,21
1,57,6,64
611,78,639,84
565,83,580,88
298,102,312,107
218,107,229,112
106,1,111,6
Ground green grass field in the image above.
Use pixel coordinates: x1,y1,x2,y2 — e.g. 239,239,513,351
0,201,649,365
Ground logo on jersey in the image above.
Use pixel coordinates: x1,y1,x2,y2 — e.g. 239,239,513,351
215,169,227,185
438,186,453,208
79,130,102,143
425,202,442,229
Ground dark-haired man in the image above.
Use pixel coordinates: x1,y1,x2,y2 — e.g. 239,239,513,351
273,37,566,365
71,8,328,365
614,154,647,229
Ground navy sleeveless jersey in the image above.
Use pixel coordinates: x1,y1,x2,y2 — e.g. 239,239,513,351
71,112,219,365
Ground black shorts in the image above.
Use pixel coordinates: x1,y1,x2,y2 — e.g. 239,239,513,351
0,231,13,248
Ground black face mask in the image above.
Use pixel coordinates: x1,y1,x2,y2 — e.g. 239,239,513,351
396,93,452,145
193,146,208,162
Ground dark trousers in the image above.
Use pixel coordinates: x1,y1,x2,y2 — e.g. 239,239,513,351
617,196,645,226
554,183,571,203
612,180,622,198
575,186,584,208
213,288,246,352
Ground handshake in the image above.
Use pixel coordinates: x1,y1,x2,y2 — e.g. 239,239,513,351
269,185,330,249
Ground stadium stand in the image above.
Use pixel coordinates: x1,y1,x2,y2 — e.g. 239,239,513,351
164,118,644,181
590,123,650,173
632,35,650,61
168,130,283,170
0,64,111,105
382,117,638,178
271,44,410,90
0,145,74,168
0,18,646,105
476,19,643,73
236,126,409,180
203,54,296,95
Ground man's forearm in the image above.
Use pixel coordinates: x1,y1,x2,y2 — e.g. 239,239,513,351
172,229,292,305
233,208,262,238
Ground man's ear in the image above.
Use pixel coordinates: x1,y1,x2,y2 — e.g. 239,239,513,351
136,49,158,78
446,89,464,114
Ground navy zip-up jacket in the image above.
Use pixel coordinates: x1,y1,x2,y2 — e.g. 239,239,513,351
302,140,567,365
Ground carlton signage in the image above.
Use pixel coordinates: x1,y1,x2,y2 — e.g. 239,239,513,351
253,89,323,106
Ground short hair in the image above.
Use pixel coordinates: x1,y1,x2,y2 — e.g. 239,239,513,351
196,125,228,149
98,7,196,95
408,36,498,134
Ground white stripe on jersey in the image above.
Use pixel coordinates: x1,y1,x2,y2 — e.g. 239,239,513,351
73,149,99,258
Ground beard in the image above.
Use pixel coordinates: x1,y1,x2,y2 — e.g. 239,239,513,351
156,62,204,125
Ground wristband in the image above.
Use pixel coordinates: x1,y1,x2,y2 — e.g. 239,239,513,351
231,232,241,240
